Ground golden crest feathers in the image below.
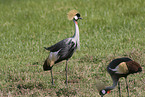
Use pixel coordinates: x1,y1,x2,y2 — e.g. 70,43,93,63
96,80,106,92
67,9,79,20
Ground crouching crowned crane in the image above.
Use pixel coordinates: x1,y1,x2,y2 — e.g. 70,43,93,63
43,10,82,85
98,57,142,97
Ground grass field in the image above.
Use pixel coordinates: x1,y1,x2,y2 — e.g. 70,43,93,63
0,0,145,96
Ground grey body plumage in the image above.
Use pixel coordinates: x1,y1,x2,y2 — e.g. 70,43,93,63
99,57,142,97
107,57,132,78
44,38,77,64
43,10,82,85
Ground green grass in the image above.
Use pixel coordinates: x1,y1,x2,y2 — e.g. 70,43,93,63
0,0,145,96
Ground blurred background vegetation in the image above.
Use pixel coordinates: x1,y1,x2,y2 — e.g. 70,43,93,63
0,0,144,96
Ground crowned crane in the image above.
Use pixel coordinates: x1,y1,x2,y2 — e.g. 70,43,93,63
43,10,82,85
99,57,142,97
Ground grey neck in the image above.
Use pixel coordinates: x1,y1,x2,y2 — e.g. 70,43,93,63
105,77,119,90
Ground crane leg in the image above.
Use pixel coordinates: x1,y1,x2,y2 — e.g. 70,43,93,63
65,60,68,85
125,77,129,97
118,81,121,97
51,69,54,85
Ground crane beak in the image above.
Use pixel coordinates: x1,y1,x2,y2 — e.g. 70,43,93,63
79,17,83,19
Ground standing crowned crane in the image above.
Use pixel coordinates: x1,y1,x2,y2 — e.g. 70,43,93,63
98,57,142,97
43,10,82,85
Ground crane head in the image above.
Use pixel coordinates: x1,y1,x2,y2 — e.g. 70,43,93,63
96,80,110,96
67,9,82,21
74,13,82,21
99,89,111,97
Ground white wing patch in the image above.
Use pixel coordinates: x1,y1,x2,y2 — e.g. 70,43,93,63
109,67,119,72
48,49,61,66
109,62,129,74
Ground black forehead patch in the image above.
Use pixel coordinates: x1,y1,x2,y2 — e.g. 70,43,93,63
76,13,80,17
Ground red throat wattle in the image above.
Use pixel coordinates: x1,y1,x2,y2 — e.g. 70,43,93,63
107,90,111,94
75,21,78,25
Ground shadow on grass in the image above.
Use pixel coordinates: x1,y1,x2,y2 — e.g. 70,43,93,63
56,88,77,97
17,81,47,90
32,62,39,65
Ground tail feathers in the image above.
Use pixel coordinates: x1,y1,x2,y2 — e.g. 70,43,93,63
137,67,142,72
126,61,142,74
43,59,52,71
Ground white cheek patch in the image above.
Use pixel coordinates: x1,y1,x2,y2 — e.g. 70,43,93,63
74,16,78,20
102,90,106,94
